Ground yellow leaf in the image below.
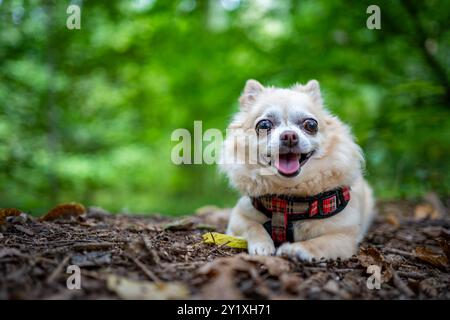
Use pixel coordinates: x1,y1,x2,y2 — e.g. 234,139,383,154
202,232,247,249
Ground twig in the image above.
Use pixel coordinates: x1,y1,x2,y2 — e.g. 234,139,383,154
392,271,415,297
141,235,160,265
46,255,71,284
127,254,161,283
34,256,59,265
13,224,35,236
332,268,357,273
82,270,106,280
208,240,231,255
303,266,327,271
397,271,427,280
160,261,206,267
72,242,115,251
384,247,415,257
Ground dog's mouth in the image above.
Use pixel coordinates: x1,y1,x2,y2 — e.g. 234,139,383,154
273,151,314,177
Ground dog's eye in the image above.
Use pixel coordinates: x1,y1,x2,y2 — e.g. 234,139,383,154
255,119,273,134
303,119,318,134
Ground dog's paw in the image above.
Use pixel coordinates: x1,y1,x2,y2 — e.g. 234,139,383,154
248,241,276,256
276,243,314,262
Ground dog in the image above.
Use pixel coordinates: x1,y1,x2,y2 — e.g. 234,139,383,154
220,79,375,261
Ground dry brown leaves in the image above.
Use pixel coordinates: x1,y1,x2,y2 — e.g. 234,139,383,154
414,246,449,269
358,247,393,283
196,254,293,299
414,192,447,220
0,208,23,225
439,239,450,260
385,213,400,228
1,200,449,300
39,203,86,221
163,218,195,231
414,203,441,220
163,216,218,232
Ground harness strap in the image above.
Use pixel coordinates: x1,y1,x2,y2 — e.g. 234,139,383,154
251,186,351,246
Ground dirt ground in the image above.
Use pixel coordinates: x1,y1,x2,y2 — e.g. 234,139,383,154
0,198,449,300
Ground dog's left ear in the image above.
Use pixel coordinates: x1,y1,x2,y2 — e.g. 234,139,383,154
292,80,323,105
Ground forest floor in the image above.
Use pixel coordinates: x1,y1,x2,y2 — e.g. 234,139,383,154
1,198,449,300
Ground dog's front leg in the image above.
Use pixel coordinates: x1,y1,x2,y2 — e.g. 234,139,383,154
227,197,275,256
276,227,358,261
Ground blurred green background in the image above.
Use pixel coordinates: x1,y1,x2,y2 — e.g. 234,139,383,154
0,0,449,215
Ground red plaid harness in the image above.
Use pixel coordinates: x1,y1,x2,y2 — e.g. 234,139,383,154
251,186,351,246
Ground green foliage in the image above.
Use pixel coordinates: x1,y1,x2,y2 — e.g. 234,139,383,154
0,0,449,215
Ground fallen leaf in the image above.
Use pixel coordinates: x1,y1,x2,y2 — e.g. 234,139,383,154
163,218,194,231
106,275,188,300
40,203,86,221
197,254,291,299
382,266,394,284
202,232,247,249
385,213,400,228
13,224,34,236
145,223,163,232
414,246,449,269
414,203,440,220
197,256,248,299
358,247,385,267
241,255,291,276
0,208,22,224
358,247,393,282
384,253,406,267
439,240,450,261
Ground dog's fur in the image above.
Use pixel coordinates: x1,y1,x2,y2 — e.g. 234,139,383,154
220,79,375,261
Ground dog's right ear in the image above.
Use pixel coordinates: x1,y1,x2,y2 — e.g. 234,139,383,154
239,79,264,109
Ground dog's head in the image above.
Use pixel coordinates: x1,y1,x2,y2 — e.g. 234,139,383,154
220,79,364,196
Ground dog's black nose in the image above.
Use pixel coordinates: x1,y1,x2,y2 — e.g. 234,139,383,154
280,130,299,147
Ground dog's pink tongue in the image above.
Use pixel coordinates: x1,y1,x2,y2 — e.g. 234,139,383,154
275,153,300,175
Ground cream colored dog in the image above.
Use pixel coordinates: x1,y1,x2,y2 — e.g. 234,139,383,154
220,79,375,261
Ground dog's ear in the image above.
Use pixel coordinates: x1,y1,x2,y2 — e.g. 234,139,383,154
292,80,323,105
239,79,264,109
